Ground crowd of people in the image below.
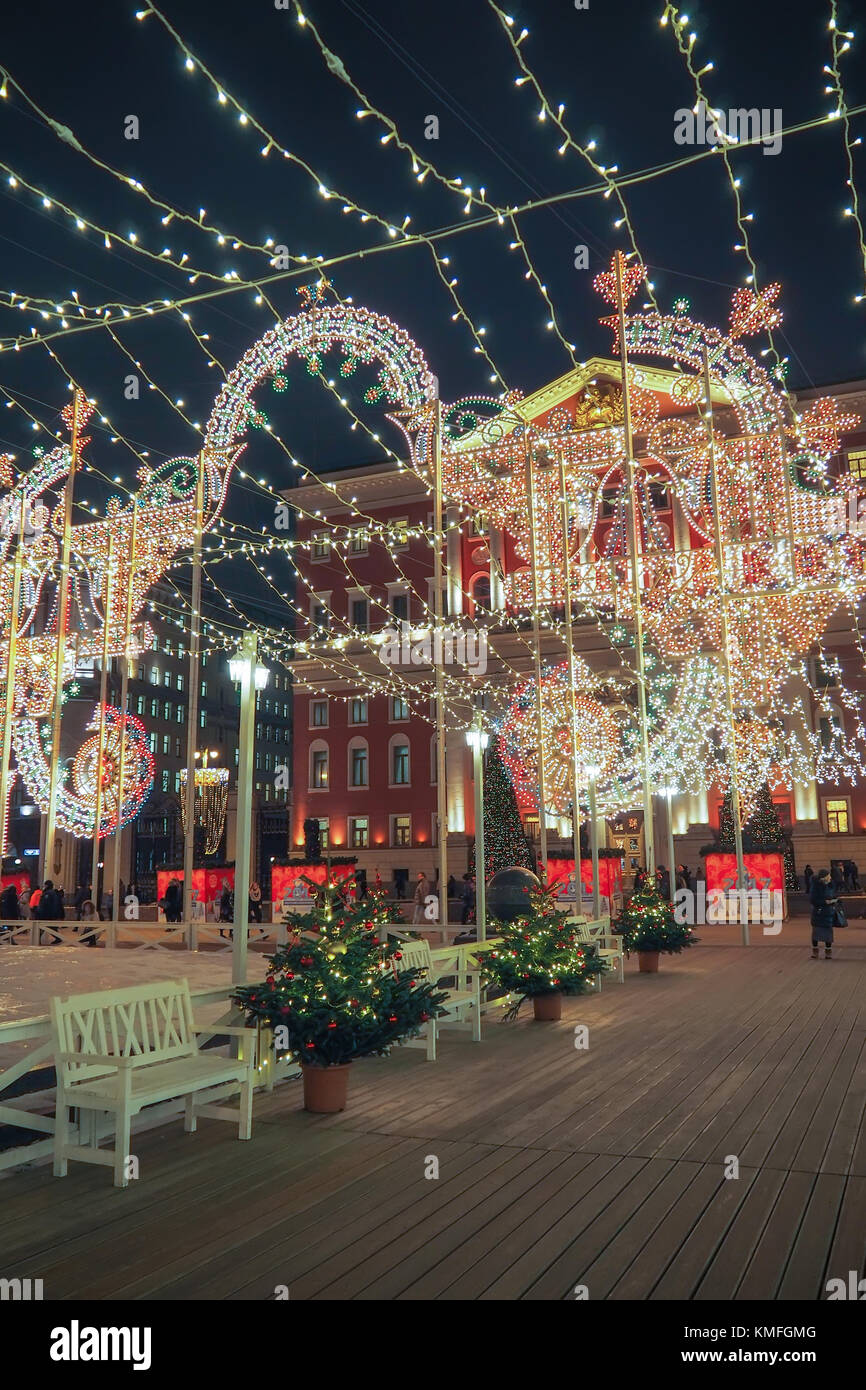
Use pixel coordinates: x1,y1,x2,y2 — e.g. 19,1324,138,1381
0,878,129,943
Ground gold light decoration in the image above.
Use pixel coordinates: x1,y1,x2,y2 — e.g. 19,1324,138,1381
179,765,229,856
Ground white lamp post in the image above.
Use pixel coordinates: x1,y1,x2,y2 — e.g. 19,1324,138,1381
228,634,269,985
465,716,489,941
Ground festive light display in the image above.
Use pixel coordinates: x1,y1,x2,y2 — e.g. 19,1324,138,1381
179,766,229,856
14,704,154,838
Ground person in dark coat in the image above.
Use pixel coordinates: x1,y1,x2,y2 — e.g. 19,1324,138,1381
0,883,20,943
809,869,838,960
830,861,845,893
803,864,813,893
163,878,182,924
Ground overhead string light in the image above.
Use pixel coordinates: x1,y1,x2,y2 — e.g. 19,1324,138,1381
825,1,866,304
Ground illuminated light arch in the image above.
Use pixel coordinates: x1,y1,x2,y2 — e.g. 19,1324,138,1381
14,705,155,839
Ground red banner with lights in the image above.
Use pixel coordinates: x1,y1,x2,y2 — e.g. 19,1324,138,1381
546,858,623,901
157,867,234,913
1,872,31,898
272,863,356,912
704,852,785,894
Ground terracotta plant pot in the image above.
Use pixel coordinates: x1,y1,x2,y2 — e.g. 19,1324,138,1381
302,1062,351,1113
533,993,562,1021
638,951,660,974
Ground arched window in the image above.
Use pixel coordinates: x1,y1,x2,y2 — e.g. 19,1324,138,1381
347,736,369,789
389,734,410,787
469,571,491,615
309,738,329,790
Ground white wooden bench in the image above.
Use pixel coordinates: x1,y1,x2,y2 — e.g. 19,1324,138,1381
568,915,625,985
51,978,256,1188
395,939,484,1060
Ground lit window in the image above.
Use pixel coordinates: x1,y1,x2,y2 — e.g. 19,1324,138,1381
161,769,170,792
176,673,184,691
847,448,866,479
392,518,409,549
318,818,330,849
150,697,159,718
163,701,171,721
825,798,850,834
162,734,171,755
392,814,411,847
349,816,368,848
150,666,159,684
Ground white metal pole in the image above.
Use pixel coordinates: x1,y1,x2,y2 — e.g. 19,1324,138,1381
183,456,205,926
111,501,138,924
232,630,258,984
0,496,26,860
470,714,487,942
615,252,655,877
666,789,676,898
431,395,449,923
588,774,601,920
702,348,749,945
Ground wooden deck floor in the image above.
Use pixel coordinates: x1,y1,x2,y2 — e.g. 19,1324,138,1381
2,929,865,1300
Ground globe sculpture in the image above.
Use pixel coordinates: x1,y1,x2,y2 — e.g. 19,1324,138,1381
487,866,542,923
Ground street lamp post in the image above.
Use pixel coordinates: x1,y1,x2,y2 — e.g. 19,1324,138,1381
465,714,489,942
229,634,269,985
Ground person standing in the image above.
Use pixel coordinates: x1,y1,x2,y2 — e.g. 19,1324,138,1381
249,881,263,923
831,861,845,893
163,878,181,924
809,868,838,960
460,874,476,926
850,861,861,891
412,873,430,925
0,883,20,943
803,863,813,893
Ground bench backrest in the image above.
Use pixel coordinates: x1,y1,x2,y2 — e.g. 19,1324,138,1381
394,940,434,975
51,978,197,1085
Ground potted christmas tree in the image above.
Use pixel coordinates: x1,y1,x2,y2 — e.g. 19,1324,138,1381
483,888,607,1021
615,882,698,972
233,884,446,1112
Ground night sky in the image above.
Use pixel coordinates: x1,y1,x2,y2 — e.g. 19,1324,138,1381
1,0,864,630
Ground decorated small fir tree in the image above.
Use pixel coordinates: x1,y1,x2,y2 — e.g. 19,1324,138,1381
483,887,606,1017
614,882,697,955
717,783,797,890
234,885,445,1067
482,735,532,879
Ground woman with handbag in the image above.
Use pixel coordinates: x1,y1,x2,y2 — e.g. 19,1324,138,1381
809,868,837,960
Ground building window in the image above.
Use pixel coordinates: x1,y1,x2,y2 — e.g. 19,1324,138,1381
148,732,156,753
163,669,172,687
318,818,330,850
470,573,491,614
350,742,368,788
349,697,368,725
391,814,411,847
819,709,844,749
391,742,410,786
137,695,146,716
524,815,539,840
311,603,329,636
311,529,330,561
199,710,207,729
390,695,409,721
825,797,851,834
847,448,866,479
176,705,185,723
350,597,369,631
161,769,170,792
391,591,409,621
176,673,184,691
349,816,369,849
163,701,171,721
200,681,207,698
391,518,409,549
311,700,328,728
175,738,182,757
813,657,840,689
150,666,160,684
174,771,182,793
161,734,171,755
311,746,329,789
348,527,368,555
150,697,159,718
